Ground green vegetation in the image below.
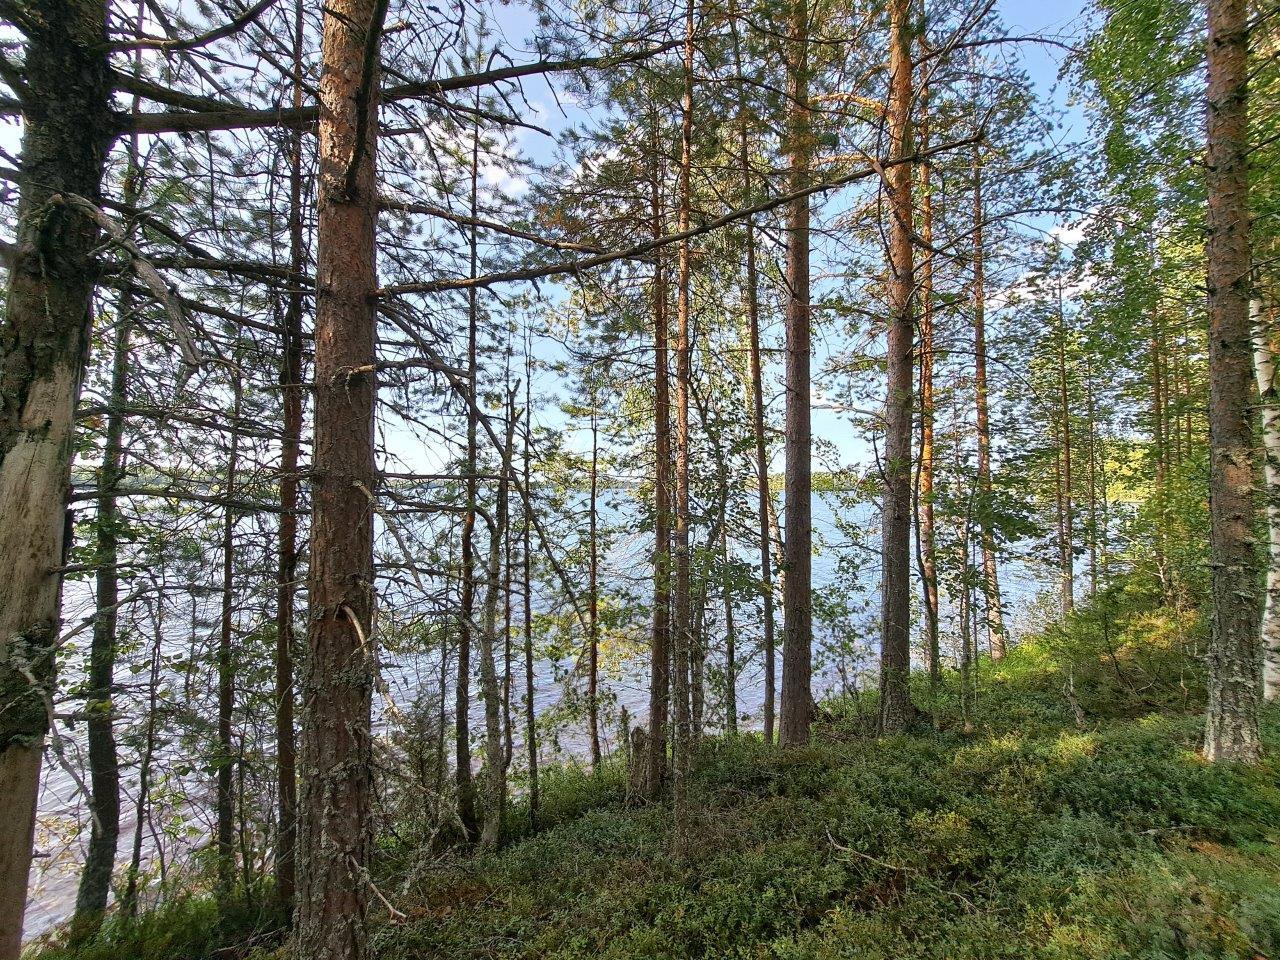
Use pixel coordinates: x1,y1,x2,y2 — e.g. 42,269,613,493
35,592,1280,960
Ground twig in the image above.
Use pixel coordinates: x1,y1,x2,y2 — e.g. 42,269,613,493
52,193,201,367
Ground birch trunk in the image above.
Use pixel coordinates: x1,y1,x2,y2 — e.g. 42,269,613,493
1251,296,1280,701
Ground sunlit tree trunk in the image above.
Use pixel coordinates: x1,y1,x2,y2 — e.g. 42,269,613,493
295,0,383,953
721,522,738,735
478,407,515,849
878,0,917,733
728,8,777,744
916,57,940,688
1202,0,1260,763
646,105,672,799
672,0,697,801
1084,357,1100,600
779,0,814,747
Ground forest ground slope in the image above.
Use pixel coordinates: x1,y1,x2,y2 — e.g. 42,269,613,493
380,644,1280,960
34,610,1280,960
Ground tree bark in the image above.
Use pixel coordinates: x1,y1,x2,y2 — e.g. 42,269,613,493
478,406,515,849
728,5,775,743
672,0,696,803
122,592,163,918
273,0,305,912
721,523,738,735
878,0,917,733
1055,281,1074,619
646,105,671,798
971,141,1006,657
779,0,814,748
1252,297,1280,701
217,376,242,899
455,98,482,842
522,363,540,826
916,62,940,688
294,0,383,954
74,317,128,924
588,406,602,770
0,3,113,953
1202,0,1260,763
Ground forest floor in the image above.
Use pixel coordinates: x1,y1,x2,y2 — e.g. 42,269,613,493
375,652,1280,959
34,611,1280,960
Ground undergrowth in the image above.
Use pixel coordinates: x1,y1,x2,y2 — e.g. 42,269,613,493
31,593,1280,960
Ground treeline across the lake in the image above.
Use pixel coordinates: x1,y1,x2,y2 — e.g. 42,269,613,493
1,0,1278,957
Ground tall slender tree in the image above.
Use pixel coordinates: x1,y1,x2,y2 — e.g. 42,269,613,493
971,138,1006,656
671,0,698,802
646,103,672,796
878,0,918,733
779,0,814,748
295,0,385,955
273,0,307,912
1201,0,1260,763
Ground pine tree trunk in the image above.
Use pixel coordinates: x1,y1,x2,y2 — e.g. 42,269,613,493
916,62,940,688
122,599,162,918
1252,297,1280,701
217,377,242,899
878,0,917,733
273,0,305,912
728,8,776,744
647,106,672,799
1056,283,1074,617
455,103,483,843
588,409,602,770
478,410,515,849
522,363,540,825
295,0,383,953
971,143,1006,658
671,0,696,802
0,3,112,953
1202,0,1260,763
1085,358,1100,599
779,0,814,747
75,317,128,925
721,523,738,735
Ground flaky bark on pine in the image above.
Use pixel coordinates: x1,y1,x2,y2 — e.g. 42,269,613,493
294,0,383,955
646,105,672,798
779,0,814,748
878,0,917,733
1202,0,1260,763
